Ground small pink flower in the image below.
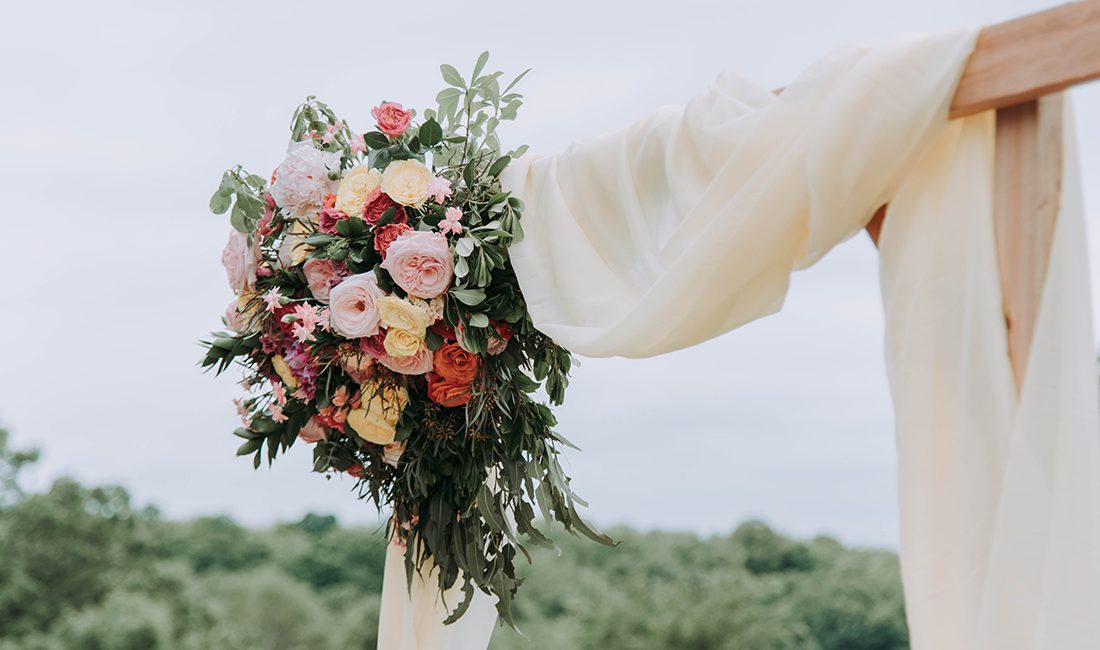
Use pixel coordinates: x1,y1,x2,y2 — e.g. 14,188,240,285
439,207,464,235
426,176,453,204
268,403,288,423
322,121,344,144
263,287,283,314
349,133,367,155
371,102,412,138
232,398,250,425
294,303,323,331
272,381,288,406
292,322,314,343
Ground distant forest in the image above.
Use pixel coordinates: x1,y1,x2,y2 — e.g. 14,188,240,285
0,429,908,649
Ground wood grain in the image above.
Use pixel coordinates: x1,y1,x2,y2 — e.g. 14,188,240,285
951,1,1100,118
993,93,1064,392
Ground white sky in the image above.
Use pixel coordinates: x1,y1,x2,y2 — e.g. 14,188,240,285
2,0,1097,548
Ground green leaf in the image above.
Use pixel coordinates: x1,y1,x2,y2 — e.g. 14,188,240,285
455,237,475,257
472,51,490,80
487,155,511,178
440,64,465,88
503,68,531,95
469,313,490,328
418,118,443,147
450,288,486,306
363,131,390,149
209,190,231,214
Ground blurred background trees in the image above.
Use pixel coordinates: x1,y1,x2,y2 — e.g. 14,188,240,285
0,429,907,649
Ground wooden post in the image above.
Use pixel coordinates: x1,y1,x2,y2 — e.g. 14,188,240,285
993,94,1064,392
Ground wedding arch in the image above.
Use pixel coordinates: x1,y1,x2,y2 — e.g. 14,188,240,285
206,2,1100,648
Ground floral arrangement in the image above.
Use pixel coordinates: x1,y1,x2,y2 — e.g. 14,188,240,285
201,53,611,625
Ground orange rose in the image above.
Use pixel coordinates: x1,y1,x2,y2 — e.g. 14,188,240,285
427,375,473,408
432,342,480,384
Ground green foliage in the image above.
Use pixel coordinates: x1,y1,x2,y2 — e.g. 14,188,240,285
0,438,909,650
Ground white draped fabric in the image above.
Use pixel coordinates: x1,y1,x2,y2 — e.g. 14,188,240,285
378,29,1100,649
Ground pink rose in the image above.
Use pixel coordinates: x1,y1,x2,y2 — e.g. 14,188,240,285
303,259,346,304
378,347,434,376
225,301,245,332
221,230,259,294
298,416,328,443
379,231,454,299
359,332,388,359
318,208,349,235
371,102,412,138
328,272,385,338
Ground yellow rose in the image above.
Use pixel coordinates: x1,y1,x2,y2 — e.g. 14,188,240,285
271,355,298,389
381,160,432,207
335,165,383,217
378,296,432,337
384,327,424,358
347,379,408,445
408,296,445,321
278,221,314,268
235,291,261,332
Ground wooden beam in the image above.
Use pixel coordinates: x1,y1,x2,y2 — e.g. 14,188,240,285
951,1,1100,118
992,93,1064,391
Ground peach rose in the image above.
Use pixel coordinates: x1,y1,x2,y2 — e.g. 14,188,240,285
298,416,328,443
379,231,453,299
378,348,434,376
328,272,385,338
432,343,480,384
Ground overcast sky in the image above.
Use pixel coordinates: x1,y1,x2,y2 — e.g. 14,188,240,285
2,0,1097,548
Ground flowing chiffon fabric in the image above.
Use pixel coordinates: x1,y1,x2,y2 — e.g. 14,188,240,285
378,29,1100,649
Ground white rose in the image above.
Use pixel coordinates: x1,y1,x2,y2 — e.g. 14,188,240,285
269,140,342,218
381,160,432,207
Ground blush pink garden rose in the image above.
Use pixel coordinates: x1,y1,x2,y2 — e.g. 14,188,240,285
371,102,412,138
303,259,346,304
328,272,385,338
379,231,454,299
269,140,342,218
221,230,260,294
377,347,434,376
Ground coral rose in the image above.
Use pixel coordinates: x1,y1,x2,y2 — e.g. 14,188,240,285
374,223,412,258
380,160,432,207
432,343,480,384
379,231,454,299
328,272,385,338
363,189,408,225
371,102,412,138
427,375,473,408
335,165,383,217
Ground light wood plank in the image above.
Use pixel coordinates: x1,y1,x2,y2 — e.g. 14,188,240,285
951,1,1100,118
993,93,1064,391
